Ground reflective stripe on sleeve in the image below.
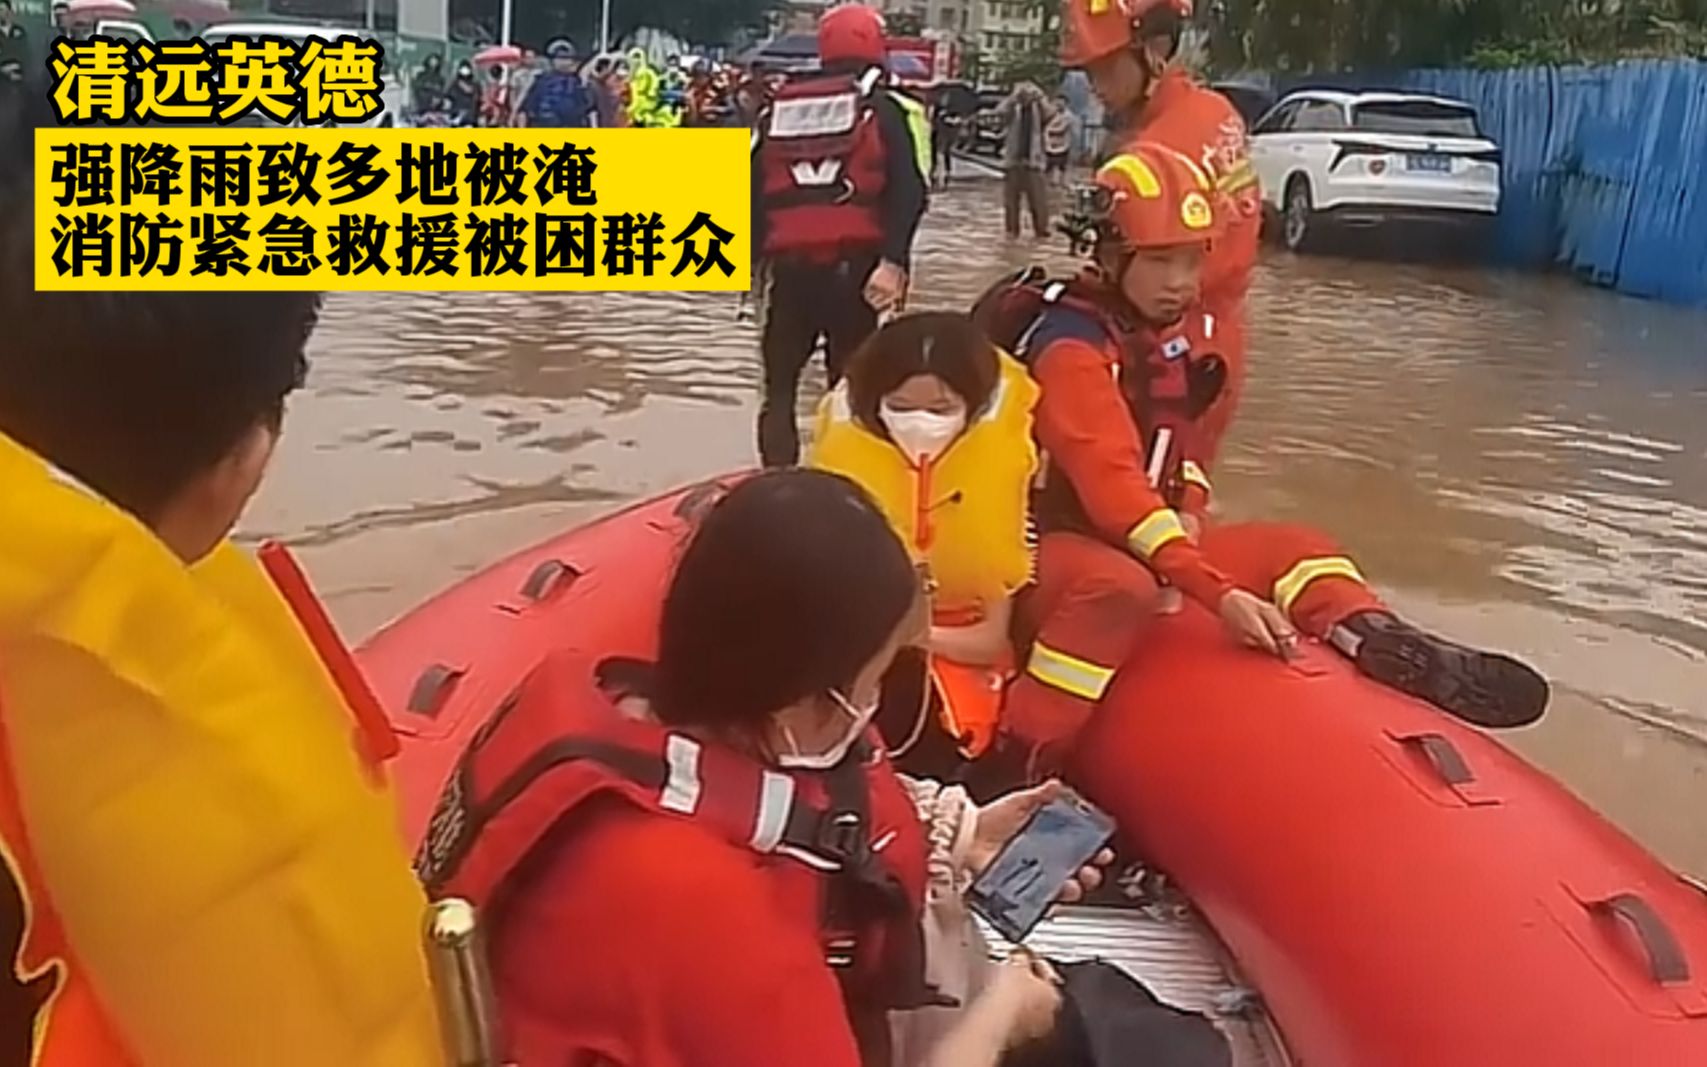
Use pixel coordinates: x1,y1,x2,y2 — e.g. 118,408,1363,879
659,734,704,814
1181,461,1212,496
1126,508,1189,560
1025,641,1118,702
1217,159,1258,195
1272,556,1366,615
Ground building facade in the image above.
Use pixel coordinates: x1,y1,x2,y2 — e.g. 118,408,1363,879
777,0,1046,73
976,0,1045,60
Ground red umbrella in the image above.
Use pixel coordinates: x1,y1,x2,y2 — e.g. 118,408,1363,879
66,0,136,15
156,0,231,20
473,44,525,67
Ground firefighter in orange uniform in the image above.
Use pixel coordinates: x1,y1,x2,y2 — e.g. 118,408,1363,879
978,144,1549,775
1060,0,1259,466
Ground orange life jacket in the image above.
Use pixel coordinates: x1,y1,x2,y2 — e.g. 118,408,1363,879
416,652,934,1014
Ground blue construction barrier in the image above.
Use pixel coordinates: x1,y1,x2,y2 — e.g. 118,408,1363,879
1281,61,1707,308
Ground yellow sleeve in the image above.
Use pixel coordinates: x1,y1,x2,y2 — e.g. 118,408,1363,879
805,392,837,469
996,353,1042,597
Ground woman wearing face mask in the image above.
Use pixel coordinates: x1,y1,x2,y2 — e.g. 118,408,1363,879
446,61,480,127
438,470,1094,1066
810,313,1040,770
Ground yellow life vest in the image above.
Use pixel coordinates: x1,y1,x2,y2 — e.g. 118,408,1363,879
809,351,1040,611
0,432,442,1067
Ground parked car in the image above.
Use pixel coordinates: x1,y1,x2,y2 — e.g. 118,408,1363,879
969,87,1007,156
1249,89,1501,252
94,18,408,127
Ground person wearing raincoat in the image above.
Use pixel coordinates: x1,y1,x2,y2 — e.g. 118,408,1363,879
625,47,677,128
0,88,441,1066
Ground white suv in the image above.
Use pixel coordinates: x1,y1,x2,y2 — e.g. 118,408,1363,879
1249,89,1501,252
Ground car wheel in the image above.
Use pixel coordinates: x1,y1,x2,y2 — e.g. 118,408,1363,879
1283,177,1318,253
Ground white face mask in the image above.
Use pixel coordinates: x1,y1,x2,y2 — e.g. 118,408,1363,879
776,688,880,771
879,404,967,465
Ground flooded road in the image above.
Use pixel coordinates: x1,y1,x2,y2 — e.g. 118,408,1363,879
246,180,1707,878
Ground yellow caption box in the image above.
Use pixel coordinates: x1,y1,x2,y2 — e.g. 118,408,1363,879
35,126,750,292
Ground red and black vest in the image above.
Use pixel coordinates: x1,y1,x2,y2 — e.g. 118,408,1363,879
972,268,1228,532
414,652,934,1020
758,68,890,260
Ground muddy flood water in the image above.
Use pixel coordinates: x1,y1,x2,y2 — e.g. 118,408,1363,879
245,180,1707,878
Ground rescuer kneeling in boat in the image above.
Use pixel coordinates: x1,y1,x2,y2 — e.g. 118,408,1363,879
1060,0,1259,469
976,142,1550,775
752,2,930,467
415,470,1109,1066
0,89,440,1064
809,312,1041,772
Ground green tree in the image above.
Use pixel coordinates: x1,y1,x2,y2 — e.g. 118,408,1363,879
986,0,1063,87
1207,0,1707,72
888,11,926,37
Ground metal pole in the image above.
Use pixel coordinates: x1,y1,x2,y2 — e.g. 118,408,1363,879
499,0,513,47
363,0,375,32
424,899,502,1067
600,0,612,52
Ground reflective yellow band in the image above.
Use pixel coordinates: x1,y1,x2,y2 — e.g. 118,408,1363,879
1181,461,1212,495
1217,159,1259,195
1127,508,1188,560
1272,556,1366,615
1100,154,1163,199
1026,642,1118,702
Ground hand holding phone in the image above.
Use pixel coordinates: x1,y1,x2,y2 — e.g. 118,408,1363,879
966,790,1116,944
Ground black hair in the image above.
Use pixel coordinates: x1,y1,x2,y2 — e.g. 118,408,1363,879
653,470,917,732
844,312,1000,431
1136,7,1184,61
0,83,320,523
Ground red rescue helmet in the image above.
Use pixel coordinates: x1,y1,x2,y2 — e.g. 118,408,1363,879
1094,141,1221,249
1060,0,1193,68
820,3,887,67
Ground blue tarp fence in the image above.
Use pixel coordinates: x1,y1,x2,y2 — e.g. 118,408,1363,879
1283,61,1707,308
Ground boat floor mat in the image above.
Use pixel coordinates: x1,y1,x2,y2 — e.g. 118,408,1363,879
977,902,1291,1067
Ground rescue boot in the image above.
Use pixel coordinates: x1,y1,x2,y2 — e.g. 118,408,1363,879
1330,611,1549,729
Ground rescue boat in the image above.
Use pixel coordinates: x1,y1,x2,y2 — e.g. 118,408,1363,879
356,475,1707,1067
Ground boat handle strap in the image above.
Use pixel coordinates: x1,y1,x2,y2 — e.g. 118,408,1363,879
1587,892,1690,986
1397,732,1474,786
410,663,467,717
519,559,580,603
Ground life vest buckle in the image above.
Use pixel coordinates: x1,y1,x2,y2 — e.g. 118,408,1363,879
824,933,859,968
816,810,867,868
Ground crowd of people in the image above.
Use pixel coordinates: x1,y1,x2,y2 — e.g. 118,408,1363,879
0,1,1557,1066
406,38,770,130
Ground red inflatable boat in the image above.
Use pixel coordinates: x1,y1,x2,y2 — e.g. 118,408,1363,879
356,476,1707,1067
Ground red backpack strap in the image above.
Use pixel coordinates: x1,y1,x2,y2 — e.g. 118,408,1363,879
971,268,1115,366
414,652,903,903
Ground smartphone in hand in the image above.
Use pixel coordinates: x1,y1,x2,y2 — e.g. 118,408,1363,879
966,792,1116,944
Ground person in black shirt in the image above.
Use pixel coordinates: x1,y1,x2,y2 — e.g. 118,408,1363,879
0,2,26,84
